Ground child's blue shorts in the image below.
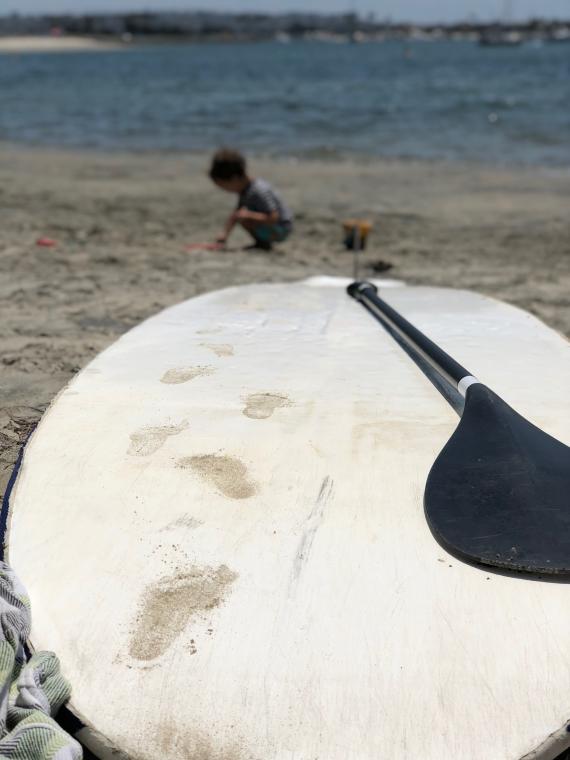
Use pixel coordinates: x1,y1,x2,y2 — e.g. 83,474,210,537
254,223,292,244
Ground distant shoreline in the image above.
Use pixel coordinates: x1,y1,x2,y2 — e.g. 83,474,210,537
1,31,570,54
0,140,568,175
1,10,570,46
0,36,125,54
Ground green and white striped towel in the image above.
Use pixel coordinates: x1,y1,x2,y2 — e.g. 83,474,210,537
0,563,81,759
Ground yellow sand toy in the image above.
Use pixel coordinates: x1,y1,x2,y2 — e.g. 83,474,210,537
342,218,372,250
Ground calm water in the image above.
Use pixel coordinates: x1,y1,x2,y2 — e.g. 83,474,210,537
1,40,569,165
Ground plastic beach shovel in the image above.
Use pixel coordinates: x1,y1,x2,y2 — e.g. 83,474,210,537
347,281,570,576
36,237,58,248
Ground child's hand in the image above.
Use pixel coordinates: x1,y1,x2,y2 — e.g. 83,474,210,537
185,241,225,252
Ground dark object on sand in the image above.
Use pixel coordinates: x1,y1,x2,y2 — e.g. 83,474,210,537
371,259,393,273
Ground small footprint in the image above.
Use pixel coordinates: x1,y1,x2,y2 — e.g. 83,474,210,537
243,392,291,420
161,366,214,384
129,565,237,661
201,343,234,358
128,421,188,457
177,454,257,500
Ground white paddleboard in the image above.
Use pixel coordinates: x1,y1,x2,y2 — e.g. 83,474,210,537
6,277,570,760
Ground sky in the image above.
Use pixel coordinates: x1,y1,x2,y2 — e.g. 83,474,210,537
4,0,570,22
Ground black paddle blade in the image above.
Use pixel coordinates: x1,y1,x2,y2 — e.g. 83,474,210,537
425,384,570,576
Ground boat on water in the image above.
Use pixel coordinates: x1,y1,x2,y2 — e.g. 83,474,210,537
478,28,524,46
4,277,570,759
547,28,570,43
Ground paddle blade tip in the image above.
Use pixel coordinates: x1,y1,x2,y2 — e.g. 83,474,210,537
424,384,570,576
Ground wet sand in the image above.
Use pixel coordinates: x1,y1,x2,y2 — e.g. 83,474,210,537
1,144,569,499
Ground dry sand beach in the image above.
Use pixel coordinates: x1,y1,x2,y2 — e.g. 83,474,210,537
1,144,569,500
0,36,124,53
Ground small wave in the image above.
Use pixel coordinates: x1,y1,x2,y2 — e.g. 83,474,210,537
509,129,569,147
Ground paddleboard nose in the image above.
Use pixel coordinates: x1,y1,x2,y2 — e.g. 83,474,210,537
346,280,378,299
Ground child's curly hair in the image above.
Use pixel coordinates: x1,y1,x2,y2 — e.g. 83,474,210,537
209,148,247,181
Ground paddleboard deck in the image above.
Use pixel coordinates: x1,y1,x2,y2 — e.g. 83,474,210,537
5,277,570,760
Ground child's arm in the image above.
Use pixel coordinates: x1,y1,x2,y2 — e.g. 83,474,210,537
216,211,238,244
235,208,279,225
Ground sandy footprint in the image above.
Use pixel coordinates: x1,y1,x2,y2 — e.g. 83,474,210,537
160,366,214,384
243,392,291,420
201,343,234,358
129,565,237,661
128,421,188,457
177,454,257,499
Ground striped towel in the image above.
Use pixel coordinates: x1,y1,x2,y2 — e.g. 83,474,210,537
0,563,81,759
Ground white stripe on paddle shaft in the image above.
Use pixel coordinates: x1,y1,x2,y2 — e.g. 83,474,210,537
458,375,480,396
359,293,474,396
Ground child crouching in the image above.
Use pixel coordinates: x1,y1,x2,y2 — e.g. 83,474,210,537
209,148,293,251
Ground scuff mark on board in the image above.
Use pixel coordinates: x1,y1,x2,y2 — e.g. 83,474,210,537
289,476,334,594
160,515,202,531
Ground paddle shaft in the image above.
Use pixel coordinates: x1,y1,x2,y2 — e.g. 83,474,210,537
347,282,479,397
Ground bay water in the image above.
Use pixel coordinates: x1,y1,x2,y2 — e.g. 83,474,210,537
1,40,568,165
